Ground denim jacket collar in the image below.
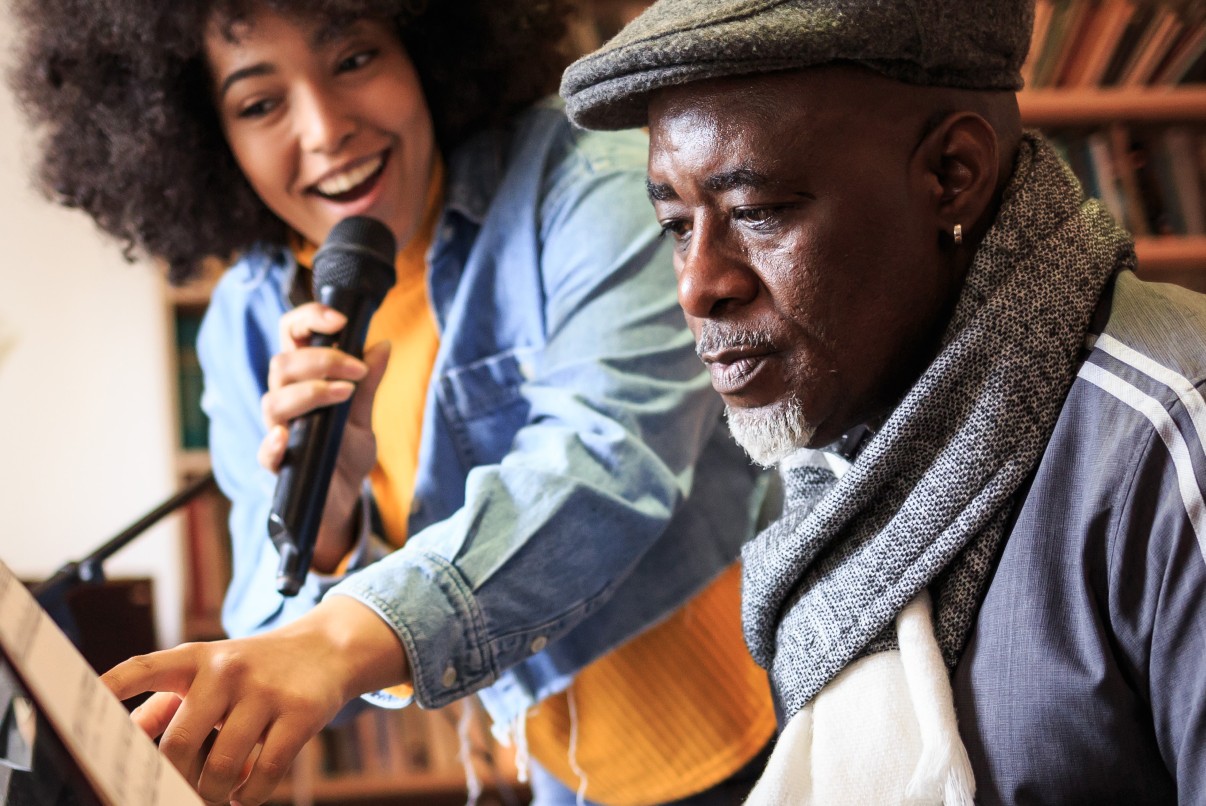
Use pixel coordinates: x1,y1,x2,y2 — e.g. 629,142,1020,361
443,125,510,227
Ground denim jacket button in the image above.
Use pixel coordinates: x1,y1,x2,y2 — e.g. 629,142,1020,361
529,636,548,654
441,666,458,687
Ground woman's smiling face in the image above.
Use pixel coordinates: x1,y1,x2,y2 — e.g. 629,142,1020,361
205,5,435,250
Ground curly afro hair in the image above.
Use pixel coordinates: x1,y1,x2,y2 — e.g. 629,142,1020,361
9,0,574,283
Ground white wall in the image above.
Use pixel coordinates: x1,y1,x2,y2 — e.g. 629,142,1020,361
0,9,184,648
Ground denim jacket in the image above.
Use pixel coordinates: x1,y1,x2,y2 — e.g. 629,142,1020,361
198,101,765,727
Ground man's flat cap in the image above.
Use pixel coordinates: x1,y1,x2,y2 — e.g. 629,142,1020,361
561,0,1035,130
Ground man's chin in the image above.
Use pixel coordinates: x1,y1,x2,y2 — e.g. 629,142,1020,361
724,397,815,468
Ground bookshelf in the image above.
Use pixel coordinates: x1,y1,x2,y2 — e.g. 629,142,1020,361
1015,82,1206,286
1018,86,1206,124
1017,0,1206,287
165,262,227,644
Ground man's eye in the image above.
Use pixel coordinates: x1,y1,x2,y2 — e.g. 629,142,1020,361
659,220,693,243
336,49,377,73
734,207,782,228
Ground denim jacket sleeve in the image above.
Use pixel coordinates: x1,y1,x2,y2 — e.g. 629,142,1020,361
329,121,737,710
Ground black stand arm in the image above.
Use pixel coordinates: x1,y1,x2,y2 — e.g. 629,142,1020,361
33,471,217,640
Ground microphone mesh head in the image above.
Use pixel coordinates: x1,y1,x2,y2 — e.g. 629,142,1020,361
312,216,397,300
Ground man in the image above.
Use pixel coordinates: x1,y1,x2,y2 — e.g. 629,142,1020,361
561,0,1206,803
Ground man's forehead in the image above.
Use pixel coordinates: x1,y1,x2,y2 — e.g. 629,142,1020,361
647,69,884,142
646,78,832,174
647,68,925,179
645,113,771,186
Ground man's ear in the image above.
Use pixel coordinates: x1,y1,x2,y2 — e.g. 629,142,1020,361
913,112,1000,248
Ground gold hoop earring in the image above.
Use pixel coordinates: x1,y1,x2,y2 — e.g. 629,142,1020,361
953,223,963,245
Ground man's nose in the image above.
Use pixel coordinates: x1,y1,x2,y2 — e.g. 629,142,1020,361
297,87,357,154
677,223,759,320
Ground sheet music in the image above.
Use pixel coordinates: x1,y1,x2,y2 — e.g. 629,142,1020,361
0,560,202,806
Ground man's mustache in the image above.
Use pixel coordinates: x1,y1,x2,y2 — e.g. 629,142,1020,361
694,323,775,357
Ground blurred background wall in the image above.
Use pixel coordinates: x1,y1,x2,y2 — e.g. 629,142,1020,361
0,7,184,649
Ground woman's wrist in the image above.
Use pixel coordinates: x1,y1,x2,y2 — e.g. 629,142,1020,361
301,595,412,699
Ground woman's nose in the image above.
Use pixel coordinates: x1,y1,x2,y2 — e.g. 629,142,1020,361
297,86,357,154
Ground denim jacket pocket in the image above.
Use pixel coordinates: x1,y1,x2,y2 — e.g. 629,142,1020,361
437,346,541,468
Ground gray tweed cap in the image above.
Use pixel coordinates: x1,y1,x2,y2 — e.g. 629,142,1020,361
561,0,1035,130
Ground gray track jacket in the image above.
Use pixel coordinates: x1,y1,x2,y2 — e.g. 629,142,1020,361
954,270,1206,804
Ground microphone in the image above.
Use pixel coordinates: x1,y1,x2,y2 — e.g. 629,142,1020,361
269,216,396,596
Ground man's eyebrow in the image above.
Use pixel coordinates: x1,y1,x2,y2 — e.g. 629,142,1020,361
704,167,768,193
646,166,774,202
219,63,274,98
646,177,677,202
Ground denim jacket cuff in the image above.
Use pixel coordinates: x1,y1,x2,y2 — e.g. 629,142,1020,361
328,551,494,709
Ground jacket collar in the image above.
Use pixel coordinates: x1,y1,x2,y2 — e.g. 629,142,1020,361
443,125,510,227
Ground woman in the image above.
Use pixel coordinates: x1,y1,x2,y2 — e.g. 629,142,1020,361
10,2,775,804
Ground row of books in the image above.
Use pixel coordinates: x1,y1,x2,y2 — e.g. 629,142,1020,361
181,483,231,641
1050,124,1206,236
1024,0,1206,88
278,699,523,801
175,309,208,451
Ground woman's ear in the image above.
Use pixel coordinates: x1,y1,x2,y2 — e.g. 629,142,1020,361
913,112,1000,248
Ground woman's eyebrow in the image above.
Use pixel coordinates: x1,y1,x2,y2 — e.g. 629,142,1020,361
219,63,275,98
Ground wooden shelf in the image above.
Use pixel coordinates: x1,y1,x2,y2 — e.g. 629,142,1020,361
176,449,212,478
164,256,225,308
167,281,214,309
1135,235,1206,272
270,772,475,802
1135,236,1206,292
270,768,526,805
1019,86,1206,127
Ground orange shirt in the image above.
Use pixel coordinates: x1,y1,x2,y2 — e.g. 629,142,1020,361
361,162,445,543
525,564,775,804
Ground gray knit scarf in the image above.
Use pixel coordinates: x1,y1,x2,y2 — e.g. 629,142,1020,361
742,133,1135,720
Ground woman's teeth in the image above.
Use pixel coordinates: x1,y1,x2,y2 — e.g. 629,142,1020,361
316,155,383,197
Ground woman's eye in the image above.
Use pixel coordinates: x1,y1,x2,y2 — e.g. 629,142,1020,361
237,98,278,119
336,49,378,73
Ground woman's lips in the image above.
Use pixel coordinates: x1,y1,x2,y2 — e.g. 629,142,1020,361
309,150,390,204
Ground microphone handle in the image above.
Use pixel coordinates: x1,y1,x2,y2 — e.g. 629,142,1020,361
269,287,377,596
